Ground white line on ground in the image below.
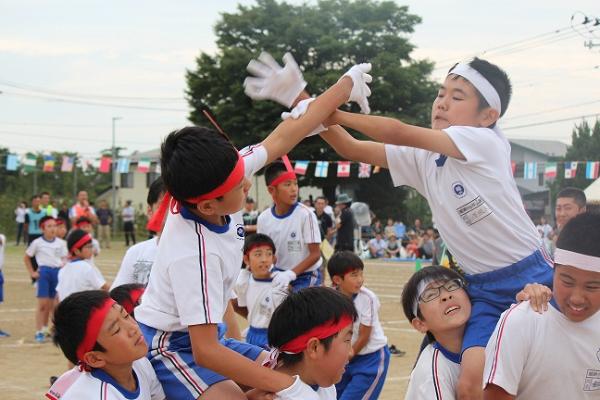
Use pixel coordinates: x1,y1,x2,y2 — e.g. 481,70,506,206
385,375,411,382
0,308,36,313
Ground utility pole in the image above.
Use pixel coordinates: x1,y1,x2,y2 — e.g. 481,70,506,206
111,117,122,235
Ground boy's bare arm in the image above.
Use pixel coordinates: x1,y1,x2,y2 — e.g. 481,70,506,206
290,243,321,276
319,125,388,168
189,324,295,392
484,384,515,400
261,79,353,165
351,324,372,357
23,254,37,278
330,110,466,160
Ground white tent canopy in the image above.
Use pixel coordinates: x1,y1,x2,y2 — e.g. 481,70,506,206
584,178,600,203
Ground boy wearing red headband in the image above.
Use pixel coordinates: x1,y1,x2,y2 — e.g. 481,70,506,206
47,290,165,400
76,216,101,258
264,286,357,399
24,216,68,343
135,57,372,399
484,212,600,400
234,233,287,349
111,283,146,318
56,229,108,302
257,160,322,291
55,218,67,239
327,251,390,400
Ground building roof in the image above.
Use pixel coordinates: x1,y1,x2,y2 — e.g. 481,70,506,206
585,178,600,203
509,139,568,158
128,148,160,163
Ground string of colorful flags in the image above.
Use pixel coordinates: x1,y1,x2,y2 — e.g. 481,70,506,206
2,153,600,180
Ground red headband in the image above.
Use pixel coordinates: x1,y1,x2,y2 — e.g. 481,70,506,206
76,221,91,228
244,242,275,255
70,233,92,254
76,298,116,369
269,155,297,187
279,314,353,354
146,153,245,232
40,218,55,229
55,219,65,226
122,288,145,315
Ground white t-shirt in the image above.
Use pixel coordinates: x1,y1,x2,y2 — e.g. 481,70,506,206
46,357,165,400
385,126,541,274
484,301,600,399
136,144,267,332
0,234,5,270
111,237,158,290
122,206,135,222
15,207,26,223
56,259,106,302
352,287,387,355
257,202,322,272
25,237,67,267
405,343,461,400
234,269,287,329
275,382,336,400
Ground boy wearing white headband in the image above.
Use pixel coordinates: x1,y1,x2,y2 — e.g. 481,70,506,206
247,57,553,398
484,212,600,399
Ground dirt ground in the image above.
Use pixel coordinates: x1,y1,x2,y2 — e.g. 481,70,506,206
0,243,423,399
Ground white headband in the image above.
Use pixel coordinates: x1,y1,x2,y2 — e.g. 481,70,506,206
450,63,502,114
554,248,600,273
412,278,435,317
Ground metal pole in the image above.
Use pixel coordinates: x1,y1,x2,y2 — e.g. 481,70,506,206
73,156,78,200
111,117,121,235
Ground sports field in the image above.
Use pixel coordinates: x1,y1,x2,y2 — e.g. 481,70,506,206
0,244,422,399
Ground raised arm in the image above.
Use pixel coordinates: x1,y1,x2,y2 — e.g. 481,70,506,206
319,125,388,168
330,110,465,160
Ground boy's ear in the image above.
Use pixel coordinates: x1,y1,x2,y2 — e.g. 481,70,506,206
195,199,218,215
82,351,107,369
272,254,277,265
243,254,250,266
331,275,343,286
305,337,322,360
411,316,429,334
479,107,500,127
267,185,276,197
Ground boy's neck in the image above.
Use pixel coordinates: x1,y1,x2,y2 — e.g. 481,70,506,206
336,286,355,299
42,234,55,241
99,363,137,392
273,201,294,216
276,361,317,387
189,208,227,226
431,326,465,355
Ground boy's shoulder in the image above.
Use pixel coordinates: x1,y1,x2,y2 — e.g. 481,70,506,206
356,286,378,302
408,343,460,396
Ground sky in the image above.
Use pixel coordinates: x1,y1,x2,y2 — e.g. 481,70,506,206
1,0,599,158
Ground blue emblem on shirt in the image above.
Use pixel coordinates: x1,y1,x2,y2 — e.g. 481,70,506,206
236,225,245,238
452,181,466,198
291,231,296,238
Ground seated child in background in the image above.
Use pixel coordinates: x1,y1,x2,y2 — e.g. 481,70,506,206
384,234,401,258
265,286,357,399
484,212,600,400
56,229,108,302
47,290,165,400
75,217,100,257
110,283,145,318
402,266,551,399
367,233,386,259
234,233,288,349
327,251,390,400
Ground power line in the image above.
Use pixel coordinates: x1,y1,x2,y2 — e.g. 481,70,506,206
0,120,188,128
503,112,600,131
0,129,158,146
503,99,600,122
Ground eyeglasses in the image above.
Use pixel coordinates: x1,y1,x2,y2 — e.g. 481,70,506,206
418,279,465,303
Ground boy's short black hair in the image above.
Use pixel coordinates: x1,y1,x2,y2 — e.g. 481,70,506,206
556,212,600,258
110,283,145,317
147,176,165,206
244,233,276,254
264,161,289,186
67,229,91,252
268,287,357,366
449,57,512,119
53,290,108,365
40,216,55,228
76,216,92,226
41,191,50,197
557,187,587,209
327,250,364,280
31,194,40,201
401,266,464,323
160,126,238,206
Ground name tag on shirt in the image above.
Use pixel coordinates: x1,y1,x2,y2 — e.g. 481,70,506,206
456,196,493,226
287,240,301,253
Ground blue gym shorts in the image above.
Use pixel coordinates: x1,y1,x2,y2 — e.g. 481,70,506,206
336,345,390,400
462,249,553,353
274,267,322,292
0,270,4,303
139,322,264,400
37,266,60,298
246,326,269,350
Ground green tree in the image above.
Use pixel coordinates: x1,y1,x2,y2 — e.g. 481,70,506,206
186,0,437,217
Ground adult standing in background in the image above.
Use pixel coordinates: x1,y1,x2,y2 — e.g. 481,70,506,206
40,192,57,218
121,200,136,246
69,190,98,227
57,202,71,232
334,193,355,252
96,200,113,249
314,196,334,243
14,201,27,245
242,197,259,235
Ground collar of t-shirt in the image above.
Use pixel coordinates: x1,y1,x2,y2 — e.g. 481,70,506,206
180,206,231,234
270,202,299,219
432,341,461,364
90,368,140,399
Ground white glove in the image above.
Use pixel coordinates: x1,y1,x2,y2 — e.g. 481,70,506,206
275,376,320,400
281,98,326,137
271,269,296,289
244,52,307,108
339,63,372,114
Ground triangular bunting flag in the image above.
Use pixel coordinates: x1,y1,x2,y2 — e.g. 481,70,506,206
511,161,516,177
43,154,55,172
23,153,37,172
137,158,151,173
586,161,600,179
544,162,557,180
61,156,74,172
358,162,371,178
564,161,578,179
99,156,112,173
294,160,309,175
315,161,329,178
523,162,537,180
117,158,130,174
6,154,19,171
337,161,350,178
